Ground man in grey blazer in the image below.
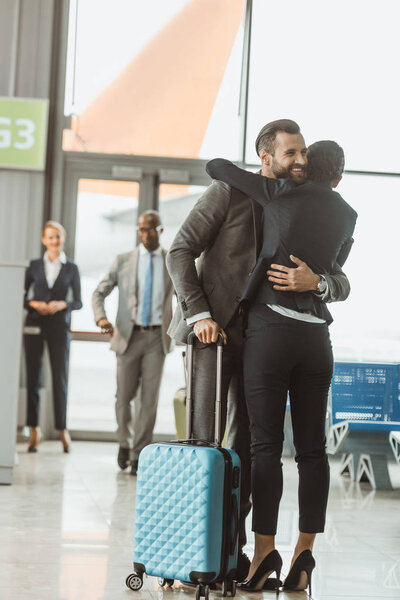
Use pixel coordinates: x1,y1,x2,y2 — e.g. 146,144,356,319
93,210,173,475
166,119,351,579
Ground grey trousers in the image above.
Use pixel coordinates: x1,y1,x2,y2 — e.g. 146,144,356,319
191,313,251,549
115,328,165,459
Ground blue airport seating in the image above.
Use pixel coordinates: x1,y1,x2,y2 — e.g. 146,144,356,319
390,431,400,465
331,363,400,432
331,362,400,489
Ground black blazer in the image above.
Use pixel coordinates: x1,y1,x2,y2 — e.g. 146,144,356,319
24,257,82,328
206,159,357,323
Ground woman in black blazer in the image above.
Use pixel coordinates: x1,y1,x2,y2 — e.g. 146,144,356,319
24,221,82,452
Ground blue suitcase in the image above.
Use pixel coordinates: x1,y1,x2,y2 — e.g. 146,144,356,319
126,333,240,598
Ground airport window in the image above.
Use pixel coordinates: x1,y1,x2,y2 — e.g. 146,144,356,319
158,183,208,248
62,0,400,437
246,0,400,172
245,0,400,362
328,173,400,361
64,0,245,160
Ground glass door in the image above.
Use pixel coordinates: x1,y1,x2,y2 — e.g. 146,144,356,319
68,178,139,432
67,175,208,437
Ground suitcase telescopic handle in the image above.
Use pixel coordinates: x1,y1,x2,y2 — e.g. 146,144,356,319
186,331,224,445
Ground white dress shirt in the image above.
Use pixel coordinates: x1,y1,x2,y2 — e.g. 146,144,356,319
135,244,164,326
43,251,66,288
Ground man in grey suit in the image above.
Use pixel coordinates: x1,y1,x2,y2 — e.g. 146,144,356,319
166,119,351,579
93,210,173,475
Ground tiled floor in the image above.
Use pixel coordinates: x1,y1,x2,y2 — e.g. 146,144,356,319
1,442,399,600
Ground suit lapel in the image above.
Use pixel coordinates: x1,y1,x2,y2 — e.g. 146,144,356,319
39,259,50,290
40,257,69,292
128,247,140,301
51,261,68,292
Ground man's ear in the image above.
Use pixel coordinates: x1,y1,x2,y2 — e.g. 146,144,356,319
259,148,271,166
332,175,342,188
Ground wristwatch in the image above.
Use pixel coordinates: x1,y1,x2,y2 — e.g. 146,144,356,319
316,275,327,294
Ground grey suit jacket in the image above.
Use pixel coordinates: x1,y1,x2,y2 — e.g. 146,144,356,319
167,180,351,344
92,247,173,355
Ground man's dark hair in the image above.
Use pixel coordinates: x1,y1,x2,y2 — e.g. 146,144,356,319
306,141,345,183
255,119,300,155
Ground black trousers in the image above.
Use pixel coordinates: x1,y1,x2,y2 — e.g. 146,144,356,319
191,312,251,549
244,304,333,535
24,320,70,430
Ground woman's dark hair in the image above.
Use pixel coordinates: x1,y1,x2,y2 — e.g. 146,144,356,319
255,119,300,155
306,140,345,182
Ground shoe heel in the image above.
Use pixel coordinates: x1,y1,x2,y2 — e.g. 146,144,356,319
306,567,312,597
275,568,281,595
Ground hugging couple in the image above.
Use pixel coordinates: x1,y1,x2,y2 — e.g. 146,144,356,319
167,119,357,593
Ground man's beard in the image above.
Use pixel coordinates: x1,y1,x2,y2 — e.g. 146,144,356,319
271,156,306,183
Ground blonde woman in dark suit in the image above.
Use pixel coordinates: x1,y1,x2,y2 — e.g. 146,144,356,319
24,221,82,452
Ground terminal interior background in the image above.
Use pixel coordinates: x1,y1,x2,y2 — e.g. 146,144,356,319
0,1,399,599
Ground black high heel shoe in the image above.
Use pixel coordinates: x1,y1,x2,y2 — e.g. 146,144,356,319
283,549,315,596
237,549,282,593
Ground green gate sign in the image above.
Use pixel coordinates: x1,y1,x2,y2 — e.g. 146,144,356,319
0,97,49,170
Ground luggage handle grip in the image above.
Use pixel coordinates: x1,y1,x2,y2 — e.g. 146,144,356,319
186,332,224,445
230,493,239,555
187,331,224,347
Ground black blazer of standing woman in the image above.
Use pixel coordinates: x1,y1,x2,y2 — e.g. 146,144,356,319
24,221,82,452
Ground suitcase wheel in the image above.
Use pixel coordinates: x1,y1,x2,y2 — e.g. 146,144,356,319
195,584,210,600
158,578,174,588
222,579,236,597
126,573,143,591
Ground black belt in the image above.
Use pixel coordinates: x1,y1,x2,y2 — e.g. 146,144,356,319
134,325,161,331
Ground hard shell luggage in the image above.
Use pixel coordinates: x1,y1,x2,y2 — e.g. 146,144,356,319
126,332,240,598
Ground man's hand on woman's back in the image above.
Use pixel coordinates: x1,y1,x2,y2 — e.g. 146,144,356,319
267,255,320,292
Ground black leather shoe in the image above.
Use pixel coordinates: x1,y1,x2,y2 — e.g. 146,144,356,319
237,552,282,589
283,549,315,596
130,459,138,476
117,446,130,470
237,549,282,593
